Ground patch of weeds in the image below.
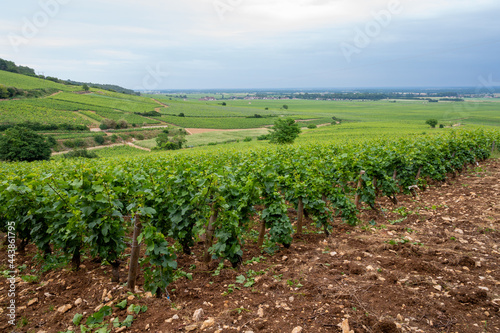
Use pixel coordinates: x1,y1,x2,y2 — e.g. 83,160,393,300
16,316,28,328
21,275,39,283
286,279,303,289
389,218,406,225
174,269,193,281
212,262,225,276
230,307,251,315
243,256,265,265
262,236,279,255
34,251,70,274
393,206,411,217
222,284,241,296
272,274,283,282
449,236,456,241
386,237,410,245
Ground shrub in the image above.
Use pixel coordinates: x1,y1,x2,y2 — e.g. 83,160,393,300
63,139,85,148
117,119,128,129
425,119,438,128
257,134,271,141
110,134,118,143
439,124,445,129
63,149,98,159
243,137,252,142
0,126,52,162
307,124,317,129
100,119,117,130
94,135,105,145
136,134,145,140
269,118,301,144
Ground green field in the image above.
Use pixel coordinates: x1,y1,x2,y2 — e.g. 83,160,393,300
0,70,78,91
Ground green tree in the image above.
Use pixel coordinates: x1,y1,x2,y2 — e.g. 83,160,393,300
282,104,289,110
425,119,438,128
0,126,52,162
0,85,9,99
82,84,90,92
155,132,186,150
269,118,301,144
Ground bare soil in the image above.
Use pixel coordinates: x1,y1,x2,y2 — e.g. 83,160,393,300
1,159,499,333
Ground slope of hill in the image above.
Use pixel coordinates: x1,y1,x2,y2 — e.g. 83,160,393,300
0,70,166,130
0,69,78,92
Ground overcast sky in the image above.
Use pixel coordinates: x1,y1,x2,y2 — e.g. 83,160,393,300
1,0,499,90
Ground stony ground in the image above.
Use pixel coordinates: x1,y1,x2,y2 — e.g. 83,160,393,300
1,159,499,333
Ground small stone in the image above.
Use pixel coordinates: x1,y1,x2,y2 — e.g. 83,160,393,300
185,323,198,331
292,327,303,333
485,311,490,317
57,304,72,313
282,256,288,261
127,295,135,301
396,314,403,321
145,324,150,330
257,307,264,318
478,286,489,291
366,265,375,271
101,289,107,301
37,331,48,333
330,251,337,256
475,261,482,268
116,327,127,333
27,298,38,306
433,285,442,291
44,292,54,297
201,318,215,330
193,308,204,321
144,291,153,298
289,296,295,302
75,298,82,306
454,228,464,234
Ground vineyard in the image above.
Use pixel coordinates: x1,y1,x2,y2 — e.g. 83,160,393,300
1,130,497,281
1,129,500,332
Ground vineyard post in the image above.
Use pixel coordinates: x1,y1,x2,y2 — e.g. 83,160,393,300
354,170,365,209
203,207,219,263
257,219,266,247
296,198,304,235
127,214,142,291
390,169,399,204
410,167,422,198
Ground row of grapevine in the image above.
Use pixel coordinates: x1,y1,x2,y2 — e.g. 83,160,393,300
0,130,498,296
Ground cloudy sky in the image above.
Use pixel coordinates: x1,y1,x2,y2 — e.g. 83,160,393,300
0,0,499,90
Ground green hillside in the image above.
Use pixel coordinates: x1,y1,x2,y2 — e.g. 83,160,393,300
0,70,78,91
0,69,167,129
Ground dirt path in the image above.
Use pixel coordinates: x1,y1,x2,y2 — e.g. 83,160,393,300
3,159,499,333
151,98,170,108
51,141,151,156
185,127,269,135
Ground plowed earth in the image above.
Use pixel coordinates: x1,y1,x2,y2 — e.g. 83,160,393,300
1,159,499,333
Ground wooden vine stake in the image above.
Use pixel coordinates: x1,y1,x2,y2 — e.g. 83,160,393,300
296,198,304,235
389,169,398,204
127,214,142,291
409,167,422,198
203,207,219,263
354,170,365,209
257,219,266,247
